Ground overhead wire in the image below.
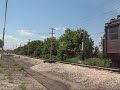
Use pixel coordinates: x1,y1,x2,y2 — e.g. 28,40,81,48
90,32,104,36
69,1,120,29
79,7,120,25
64,4,120,40
95,0,114,19
72,2,120,37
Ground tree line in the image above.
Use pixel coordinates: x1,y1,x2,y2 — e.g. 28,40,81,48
14,28,101,62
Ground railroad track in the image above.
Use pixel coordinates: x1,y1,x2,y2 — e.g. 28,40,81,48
59,61,120,72
12,54,120,73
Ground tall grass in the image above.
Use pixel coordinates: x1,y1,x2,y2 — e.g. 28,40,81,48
63,57,112,68
66,57,79,63
84,58,112,67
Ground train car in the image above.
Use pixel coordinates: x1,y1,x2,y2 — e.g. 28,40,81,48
103,15,120,67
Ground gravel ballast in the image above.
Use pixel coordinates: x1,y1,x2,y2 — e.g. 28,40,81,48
30,60,120,89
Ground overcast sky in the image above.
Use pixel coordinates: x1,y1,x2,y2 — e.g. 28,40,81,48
0,0,120,50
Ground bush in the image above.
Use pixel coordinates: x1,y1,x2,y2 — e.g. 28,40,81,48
52,56,59,61
42,54,50,59
66,57,79,63
84,58,112,67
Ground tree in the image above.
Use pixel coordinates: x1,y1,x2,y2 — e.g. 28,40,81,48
42,37,59,59
33,41,43,57
14,45,27,55
14,28,94,61
57,28,94,60
94,46,99,58
27,40,42,56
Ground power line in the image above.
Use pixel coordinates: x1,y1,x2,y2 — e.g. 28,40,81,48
79,0,112,22
90,32,104,36
70,6,120,34
79,6,120,25
95,0,114,20
36,33,50,35
70,5,120,28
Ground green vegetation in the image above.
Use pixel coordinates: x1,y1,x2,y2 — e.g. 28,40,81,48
13,28,111,67
4,72,12,80
14,28,94,59
20,83,26,90
0,56,25,82
84,58,112,67
65,57,79,63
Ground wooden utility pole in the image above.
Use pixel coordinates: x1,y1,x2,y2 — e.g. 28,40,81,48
50,28,55,60
2,0,8,51
1,0,8,60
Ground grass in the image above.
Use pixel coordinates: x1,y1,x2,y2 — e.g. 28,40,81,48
4,72,12,80
63,57,112,68
0,55,25,82
20,83,26,90
66,57,79,63
84,58,112,67
19,67,24,71
0,63,4,73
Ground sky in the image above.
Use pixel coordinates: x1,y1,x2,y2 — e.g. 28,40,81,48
0,0,120,50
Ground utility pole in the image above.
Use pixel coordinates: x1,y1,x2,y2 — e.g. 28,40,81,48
1,0,8,60
28,39,31,56
49,28,55,60
2,0,8,51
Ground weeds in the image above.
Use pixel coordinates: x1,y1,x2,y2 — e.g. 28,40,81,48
19,66,24,71
84,58,112,67
20,83,26,90
4,71,12,80
64,57,112,68
66,57,79,63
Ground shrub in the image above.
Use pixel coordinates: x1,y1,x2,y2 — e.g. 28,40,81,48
42,54,50,59
84,58,112,67
66,57,79,63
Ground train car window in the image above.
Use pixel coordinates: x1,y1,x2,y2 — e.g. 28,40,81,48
109,27,118,40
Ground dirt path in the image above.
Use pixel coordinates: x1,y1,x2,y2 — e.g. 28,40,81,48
27,69,70,90
10,55,71,90
0,55,48,90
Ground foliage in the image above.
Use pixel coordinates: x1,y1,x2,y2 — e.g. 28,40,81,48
14,45,27,55
20,83,26,90
84,58,112,67
66,57,79,63
42,37,58,56
57,28,94,60
13,28,113,67
42,54,50,59
93,46,100,58
14,28,94,61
